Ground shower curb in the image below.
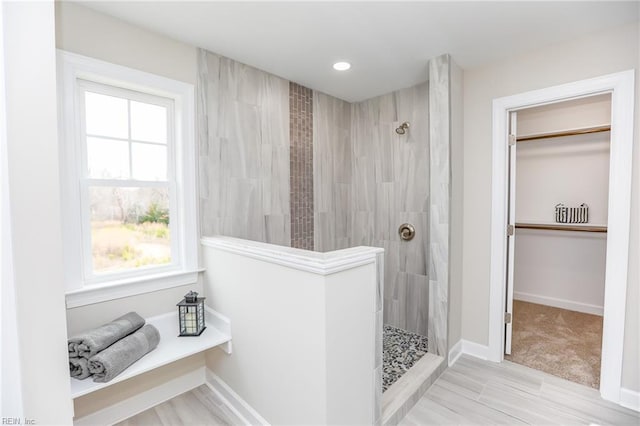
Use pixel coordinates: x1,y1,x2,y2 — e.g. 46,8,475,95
381,353,446,426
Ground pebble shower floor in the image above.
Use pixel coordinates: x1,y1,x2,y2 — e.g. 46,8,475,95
382,325,429,392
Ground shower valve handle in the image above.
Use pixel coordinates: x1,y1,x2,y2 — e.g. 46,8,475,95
398,223,416,241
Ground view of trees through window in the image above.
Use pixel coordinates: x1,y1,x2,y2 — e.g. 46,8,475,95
83,87,172,274
90,187,171,272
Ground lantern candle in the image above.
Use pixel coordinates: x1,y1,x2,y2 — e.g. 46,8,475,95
185,312,196,334
177,291,206,336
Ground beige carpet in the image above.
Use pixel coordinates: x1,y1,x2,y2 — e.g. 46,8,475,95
505,300,603,388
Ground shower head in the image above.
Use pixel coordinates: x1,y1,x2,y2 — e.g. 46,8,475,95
395,121,410,135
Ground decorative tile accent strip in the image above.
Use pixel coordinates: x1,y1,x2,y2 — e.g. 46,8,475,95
383,325,429,392
289,83,314,250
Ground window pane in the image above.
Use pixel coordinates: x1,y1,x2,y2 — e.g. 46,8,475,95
130,101,167,143
85,92,128,139
132,143,167,181
87,137,130,179
89,186,171,273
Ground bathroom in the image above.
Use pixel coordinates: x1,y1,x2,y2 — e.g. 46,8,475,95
197,44,456,426
196,48,460,422
4,3,462,423
6,2,638,425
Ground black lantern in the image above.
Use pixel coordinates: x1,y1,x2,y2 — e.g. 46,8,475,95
177,291,206,336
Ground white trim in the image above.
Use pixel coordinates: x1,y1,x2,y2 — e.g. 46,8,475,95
76,80,179,284
0,0,24,415
65,269,203,308
206,307,232,355
514,291,603,316
461,339,491,361
58,50,193,100
57,50,198,298
205,369,270,426
489,70,635,403
72,367,272,426
448,340,463,366
73,367,205,426
201,236,383,276
620,388,640,413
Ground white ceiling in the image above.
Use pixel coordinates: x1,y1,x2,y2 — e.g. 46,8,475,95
79,1,638,102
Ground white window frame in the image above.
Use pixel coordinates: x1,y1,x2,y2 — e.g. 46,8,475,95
77,80,178,282
58,51,198,308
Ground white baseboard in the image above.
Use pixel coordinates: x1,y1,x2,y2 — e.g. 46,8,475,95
620,387,640,412
514,291,603,316
448,340,463,366
73,367,205,426
461,339,491,360
205,369,270,425
71,367,269,426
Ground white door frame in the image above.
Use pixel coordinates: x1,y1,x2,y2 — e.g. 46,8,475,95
0,0,24,415
488,70,635,403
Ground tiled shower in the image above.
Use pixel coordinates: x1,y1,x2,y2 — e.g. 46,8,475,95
314,82,431,338
198,48,451,383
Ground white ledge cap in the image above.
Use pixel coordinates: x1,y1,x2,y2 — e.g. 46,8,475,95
201,236,383,276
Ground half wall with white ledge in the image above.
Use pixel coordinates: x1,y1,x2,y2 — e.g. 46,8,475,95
202,236,384,425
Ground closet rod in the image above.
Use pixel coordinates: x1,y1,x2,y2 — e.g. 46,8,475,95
515,223,607,233
516,125,611,142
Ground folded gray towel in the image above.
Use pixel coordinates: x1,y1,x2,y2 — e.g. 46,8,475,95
88,324,160,383
68,312,145,359
69,357,91,380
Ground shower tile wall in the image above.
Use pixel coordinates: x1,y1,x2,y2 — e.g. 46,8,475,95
351,84,430,337
314,83,430,337
197,49,291,245
197,47,451,354
289,83,314,250
313,92,352,252
428,55,451,356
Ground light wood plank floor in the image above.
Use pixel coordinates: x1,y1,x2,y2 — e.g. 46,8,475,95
118,357,639,425
400,355,640,425
116,385,243,426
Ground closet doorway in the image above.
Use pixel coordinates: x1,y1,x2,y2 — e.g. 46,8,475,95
504,94,611,389
489,70,634,403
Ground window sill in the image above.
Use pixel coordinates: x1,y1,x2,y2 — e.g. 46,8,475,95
65,269,204,309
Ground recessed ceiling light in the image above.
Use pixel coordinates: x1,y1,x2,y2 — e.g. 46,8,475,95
333,61,351,71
